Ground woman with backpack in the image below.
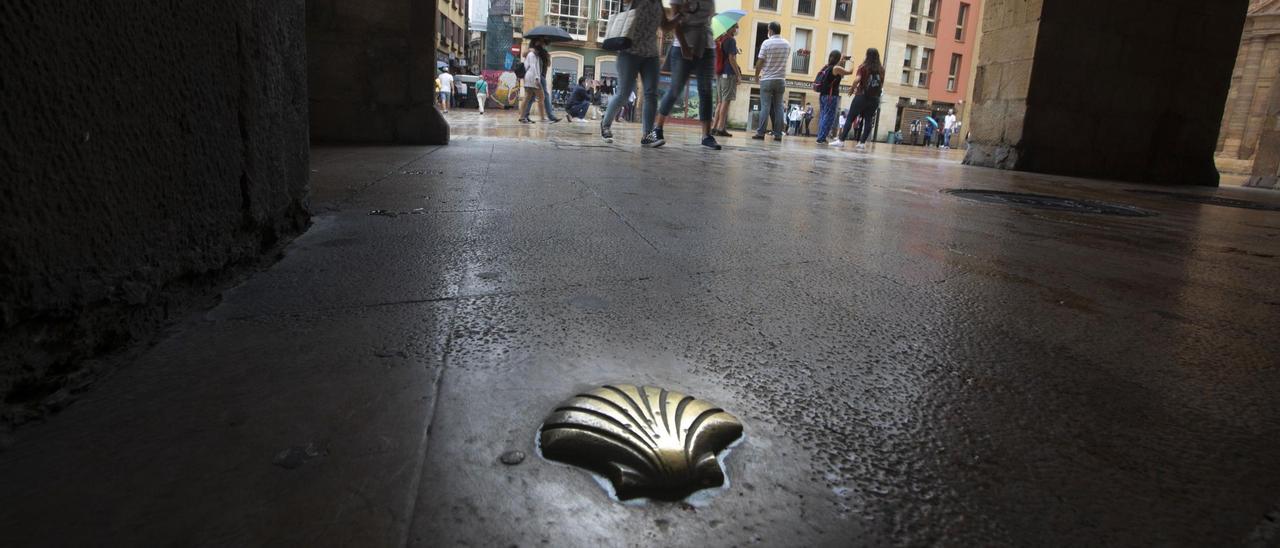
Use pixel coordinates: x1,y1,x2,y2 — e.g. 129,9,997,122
814,50,854,144
599,0,667,147
830,48,885,150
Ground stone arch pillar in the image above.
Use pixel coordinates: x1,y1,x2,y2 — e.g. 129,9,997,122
964,0,1250,186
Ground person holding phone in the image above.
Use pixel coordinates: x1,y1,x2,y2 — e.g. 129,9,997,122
815,51,853,144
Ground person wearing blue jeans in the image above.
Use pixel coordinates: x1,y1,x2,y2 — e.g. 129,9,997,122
652,44,722,150
601,52,662,146
600,0,666,146
815,50,853,144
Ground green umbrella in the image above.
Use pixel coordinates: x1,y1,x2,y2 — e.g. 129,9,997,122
711,10,746,39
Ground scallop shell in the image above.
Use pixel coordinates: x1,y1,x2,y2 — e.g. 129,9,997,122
539,384,744,501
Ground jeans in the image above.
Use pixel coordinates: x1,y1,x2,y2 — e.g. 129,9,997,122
839,94,879,143
658,46,714,122
943,130,953,147
817,95,839,140
603,52,660,135
541,79,556,119
755,79,785,137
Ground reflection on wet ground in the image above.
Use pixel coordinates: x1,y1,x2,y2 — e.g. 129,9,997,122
2,109,1279,546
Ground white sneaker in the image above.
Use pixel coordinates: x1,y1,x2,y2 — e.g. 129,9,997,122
829,140,843,147
855,143,867,150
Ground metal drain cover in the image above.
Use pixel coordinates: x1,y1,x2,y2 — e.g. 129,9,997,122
1125,190,1280,211
943,189,1155,217
539,384,743,502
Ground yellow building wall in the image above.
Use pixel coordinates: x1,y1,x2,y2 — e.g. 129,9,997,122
728,0,892,129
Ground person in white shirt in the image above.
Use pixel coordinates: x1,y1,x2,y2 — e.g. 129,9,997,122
474,78,489,114
787,105,801,135
437,68,454,113
751,22,790,141
943,109,958,149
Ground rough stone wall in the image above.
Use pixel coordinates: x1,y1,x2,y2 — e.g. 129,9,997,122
0,1,310,420
967,0,1250,186
1217,3,1278,161
962,0,1043,170
1247,72,1280,188
308,0,449,144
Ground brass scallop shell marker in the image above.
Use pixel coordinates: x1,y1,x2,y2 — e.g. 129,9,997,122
539,384,744,501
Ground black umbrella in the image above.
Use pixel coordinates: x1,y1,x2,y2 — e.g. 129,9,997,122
524,25,574,42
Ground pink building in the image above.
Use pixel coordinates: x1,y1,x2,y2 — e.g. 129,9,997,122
928,0,982,108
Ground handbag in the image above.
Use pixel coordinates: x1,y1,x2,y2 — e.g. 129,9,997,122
601,3,637,51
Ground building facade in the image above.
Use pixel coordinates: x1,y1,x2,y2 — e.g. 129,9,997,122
512,0,625,93
882,0,981,143
727,0,892,132
439,0,471,71
1218,0,1280,172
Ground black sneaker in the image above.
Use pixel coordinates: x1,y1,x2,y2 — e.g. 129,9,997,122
701,135,722,150
816,139,827,144
549,117,562,123
751,134,765,140
654,127,665,142
601,125,614,143
642,129,666,148
773,135,782,142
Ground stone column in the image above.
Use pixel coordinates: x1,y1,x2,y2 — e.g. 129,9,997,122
1247,72,1280,188
961,0,1042,170
308,0,449,144
965,0,1250,186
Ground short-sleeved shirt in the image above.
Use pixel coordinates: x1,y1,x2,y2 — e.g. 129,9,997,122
756,36,790,82
623,0,665,58
475,80,488,94
438,73,454,94
716,37,739,75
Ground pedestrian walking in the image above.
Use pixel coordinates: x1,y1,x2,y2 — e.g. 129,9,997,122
475,78,489,114
814,51,853,144
787,105,801,135
923,119,935,147
651,0,723,150
752,22,790,141
943,109,957,149
438,68,454,113
803,103,814,136
830,48,885,150
519,38,561,123
711,25,741,138
600,0,666,147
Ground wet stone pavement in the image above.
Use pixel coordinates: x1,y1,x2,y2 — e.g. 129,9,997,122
3,110,1280,546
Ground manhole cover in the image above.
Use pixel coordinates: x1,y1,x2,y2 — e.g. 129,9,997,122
943,189,1155,217
1125,190,1280,211
539,384,743,502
